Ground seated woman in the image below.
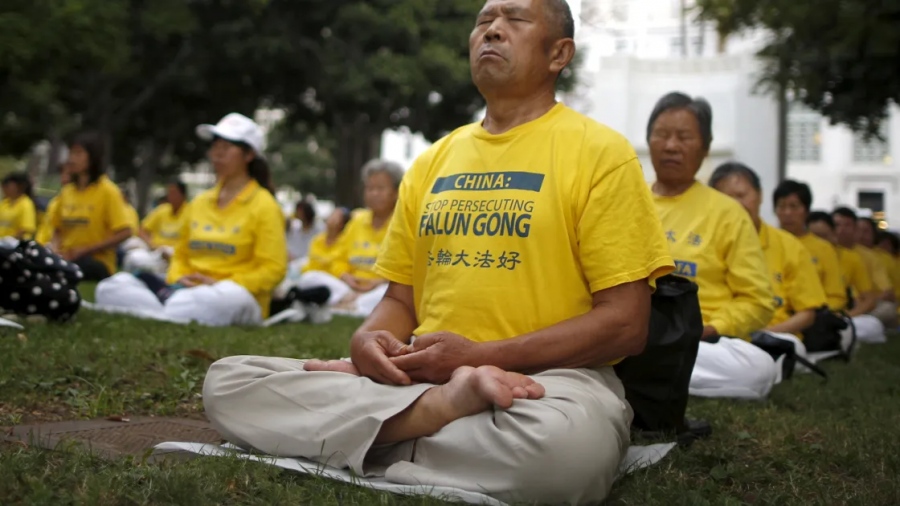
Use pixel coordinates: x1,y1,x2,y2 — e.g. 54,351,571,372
48,132,133,281
648,92,776,400
709,162,827,358
298,159,402,315
122,179,190,275
286,201,324,261
95,113,287,326
0,172,37,240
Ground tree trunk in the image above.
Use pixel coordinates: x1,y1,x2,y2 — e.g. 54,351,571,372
136,138,162,217
44,135,64,182
334,114,382,208
776,73,789,182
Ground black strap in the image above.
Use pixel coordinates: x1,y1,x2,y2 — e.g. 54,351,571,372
793,353,828,381
842,312,857,362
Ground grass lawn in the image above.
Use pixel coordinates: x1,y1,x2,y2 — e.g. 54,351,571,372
2,285,900,505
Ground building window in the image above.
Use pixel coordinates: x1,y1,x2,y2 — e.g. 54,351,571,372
691,35,704,56
787,105,821,162
858,191,885,214
615,38,629,53
669,36,684,56
853,122,890,164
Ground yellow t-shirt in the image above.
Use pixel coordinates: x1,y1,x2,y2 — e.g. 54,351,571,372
856,245,892,293
878,251,900,303
167,179,287,318
302,232,345,277
760,222,827,334
797,232,847,311
337,209,389,281
36,197,58,245
0,195,37,239
837,246,873,302
141,202,189,248
50,176,132,274
654,182,774,340
374,104,674,344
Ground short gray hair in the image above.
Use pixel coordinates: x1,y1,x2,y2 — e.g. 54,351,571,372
647,91,714,151
361,159,404,189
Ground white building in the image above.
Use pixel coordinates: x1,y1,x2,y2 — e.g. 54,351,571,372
574,0,898,224
380,127,433,171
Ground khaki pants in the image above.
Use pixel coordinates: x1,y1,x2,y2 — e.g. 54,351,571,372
203,356,632,505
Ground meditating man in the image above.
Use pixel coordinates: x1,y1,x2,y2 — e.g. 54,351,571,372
202,0,674,503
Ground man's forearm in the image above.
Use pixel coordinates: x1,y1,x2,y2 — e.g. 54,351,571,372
354,291,418,344
478,307,647,374
767,310,815,335
475,282,651,374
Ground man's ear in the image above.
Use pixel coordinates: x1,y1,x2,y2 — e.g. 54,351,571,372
548,38,575,75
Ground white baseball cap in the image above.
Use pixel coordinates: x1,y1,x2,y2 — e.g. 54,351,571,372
196,113,265,155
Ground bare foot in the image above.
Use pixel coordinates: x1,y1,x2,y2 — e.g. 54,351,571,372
432,366,545,421
303,359,360,375
374,366,544,444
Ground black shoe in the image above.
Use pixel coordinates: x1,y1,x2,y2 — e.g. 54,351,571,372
677,418,712,447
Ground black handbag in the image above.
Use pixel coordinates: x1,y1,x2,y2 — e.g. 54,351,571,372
750,331,828,381
802,306,848,351
0,239,83,321
614,274,703,435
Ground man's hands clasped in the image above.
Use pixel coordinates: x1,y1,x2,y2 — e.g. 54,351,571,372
303,330,483,386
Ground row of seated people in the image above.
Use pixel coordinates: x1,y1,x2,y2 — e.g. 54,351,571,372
0,115,403,326
649,92,893,400
85,114,402,325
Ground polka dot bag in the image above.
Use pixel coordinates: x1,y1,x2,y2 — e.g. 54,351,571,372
0,239,84,322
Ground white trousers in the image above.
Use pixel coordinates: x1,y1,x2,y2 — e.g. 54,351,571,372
689,337,779,400
95,272,262,326
297,271,388,314
852,314,886,344
203,356,632,505
296,271,353,305
869,301,897,333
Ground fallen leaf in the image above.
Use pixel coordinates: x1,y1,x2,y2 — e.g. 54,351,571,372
16,333,27,343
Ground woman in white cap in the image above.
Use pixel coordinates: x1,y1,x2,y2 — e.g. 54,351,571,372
95,113,287,326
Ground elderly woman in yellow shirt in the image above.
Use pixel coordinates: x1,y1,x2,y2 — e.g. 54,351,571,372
0,172,37,240
710,162,828,359
648,92,777,400
297,159,402,315
95,113,286,326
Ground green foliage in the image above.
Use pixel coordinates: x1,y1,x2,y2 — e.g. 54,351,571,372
0,0,582,204
266,122,337,199
694,0,900,137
